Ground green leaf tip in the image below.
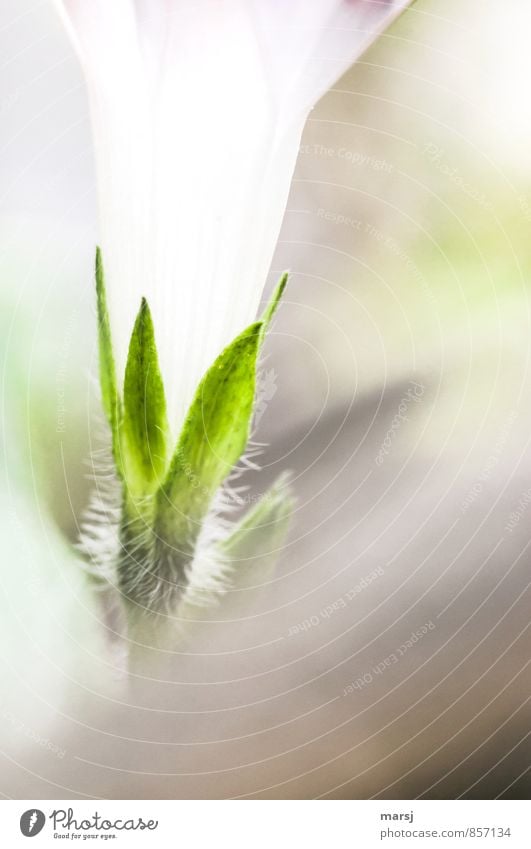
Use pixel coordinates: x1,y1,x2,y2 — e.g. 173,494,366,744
122,295,170,496
154,274,288,554
260,272,288,341
95,247,122,460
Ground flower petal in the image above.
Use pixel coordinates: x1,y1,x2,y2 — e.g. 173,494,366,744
56,0,412,434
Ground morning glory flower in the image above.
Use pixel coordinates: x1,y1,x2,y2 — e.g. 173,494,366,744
55,0,411,433
53,0,411,647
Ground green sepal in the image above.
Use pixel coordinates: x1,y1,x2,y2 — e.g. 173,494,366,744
156,320,263,547
220,472,294,569
95,247,122,469
122,298,170,497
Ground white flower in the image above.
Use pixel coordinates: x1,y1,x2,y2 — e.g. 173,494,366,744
55,0,410,433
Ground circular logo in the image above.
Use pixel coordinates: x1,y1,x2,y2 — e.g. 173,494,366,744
20,810,46,837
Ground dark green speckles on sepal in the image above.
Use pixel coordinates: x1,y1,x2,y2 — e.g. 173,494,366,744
259,272,287,343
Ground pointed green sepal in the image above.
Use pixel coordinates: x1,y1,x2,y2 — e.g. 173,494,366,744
95,247,122,465
156,320,263,546
122,297,170,496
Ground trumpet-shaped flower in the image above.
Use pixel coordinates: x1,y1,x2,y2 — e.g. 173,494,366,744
56,0,411,432
55,1,411,645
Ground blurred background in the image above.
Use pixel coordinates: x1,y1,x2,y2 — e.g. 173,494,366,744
0,0,530,799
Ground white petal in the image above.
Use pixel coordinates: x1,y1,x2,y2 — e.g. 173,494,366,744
247,1,412,119
55,0,412,434
54,0,154,390
143,1,290,427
